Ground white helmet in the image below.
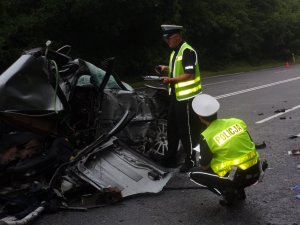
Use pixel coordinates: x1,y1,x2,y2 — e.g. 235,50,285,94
192,94,220,117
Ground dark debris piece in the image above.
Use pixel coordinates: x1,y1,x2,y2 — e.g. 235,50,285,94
255,141,266,149
257,113,264,116
279,117,286,120
288,149,300,155
274,109,286,113
289,135,300,139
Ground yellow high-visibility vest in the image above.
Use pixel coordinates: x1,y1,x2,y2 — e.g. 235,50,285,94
202,118,259,177
168,42,201,101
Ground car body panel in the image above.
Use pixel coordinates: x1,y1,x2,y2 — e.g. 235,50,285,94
72,137,172,197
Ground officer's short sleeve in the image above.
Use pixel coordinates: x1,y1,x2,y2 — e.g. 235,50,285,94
182,49,196,74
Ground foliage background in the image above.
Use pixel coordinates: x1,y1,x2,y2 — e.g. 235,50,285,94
1,0,300,80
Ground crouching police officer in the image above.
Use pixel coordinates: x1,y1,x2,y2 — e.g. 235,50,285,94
188,94,267,206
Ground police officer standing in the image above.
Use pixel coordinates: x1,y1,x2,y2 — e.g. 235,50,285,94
156,24,202,172
188,94,267,206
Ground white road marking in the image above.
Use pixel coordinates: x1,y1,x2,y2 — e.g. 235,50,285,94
256,105,300,124
203,80,232,86
294,133,300,137
211,76,300,124
203,66,283,80
274,69,288,74
214,76,300,99
204,72,244,79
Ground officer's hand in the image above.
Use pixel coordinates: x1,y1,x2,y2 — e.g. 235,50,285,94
155,65,168,75
155,65,162,74
161,76,172,84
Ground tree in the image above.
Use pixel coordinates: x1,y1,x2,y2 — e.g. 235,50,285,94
1,0,300,76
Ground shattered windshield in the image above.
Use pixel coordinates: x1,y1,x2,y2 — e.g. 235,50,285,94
83,62,133,91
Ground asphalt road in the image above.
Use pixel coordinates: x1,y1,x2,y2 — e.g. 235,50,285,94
36,65,300,225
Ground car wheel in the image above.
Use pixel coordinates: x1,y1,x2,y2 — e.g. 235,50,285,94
147,119,168,157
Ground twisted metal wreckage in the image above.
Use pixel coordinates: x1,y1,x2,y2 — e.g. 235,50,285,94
0,41,174,224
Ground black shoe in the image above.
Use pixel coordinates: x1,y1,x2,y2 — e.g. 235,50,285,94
179,160,194,173
237,189,246,200
219,189,245,206
219,198,234,206
262,160,268,171
161,159,178,168
219,192,235,206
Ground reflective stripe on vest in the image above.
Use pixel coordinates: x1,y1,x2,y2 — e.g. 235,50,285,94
213,150,258,177
168,42,202,101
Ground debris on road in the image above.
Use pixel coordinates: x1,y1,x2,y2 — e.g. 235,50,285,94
288,133,300,139
274,109,286,113
255,141,267,149
288,149,300,155
293,186,300,200
292,185,300,191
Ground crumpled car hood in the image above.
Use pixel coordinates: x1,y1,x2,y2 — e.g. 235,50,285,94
0,53,63,112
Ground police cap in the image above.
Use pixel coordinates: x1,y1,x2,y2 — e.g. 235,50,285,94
192,94,220,117
161,24,183,38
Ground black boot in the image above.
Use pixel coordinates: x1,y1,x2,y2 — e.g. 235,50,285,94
161,158,178,168
219,193,235,206
219,189,244,206
237,189,246,200
219,198,234,206
179,160,195,173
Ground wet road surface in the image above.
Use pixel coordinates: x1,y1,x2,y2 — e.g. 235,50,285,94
36,65,300,225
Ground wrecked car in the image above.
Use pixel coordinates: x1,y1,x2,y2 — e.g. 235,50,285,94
0,41,173,224
0,42,169,157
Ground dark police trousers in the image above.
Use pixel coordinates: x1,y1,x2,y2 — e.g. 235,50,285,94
164,93,201,164
188,162,261,195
